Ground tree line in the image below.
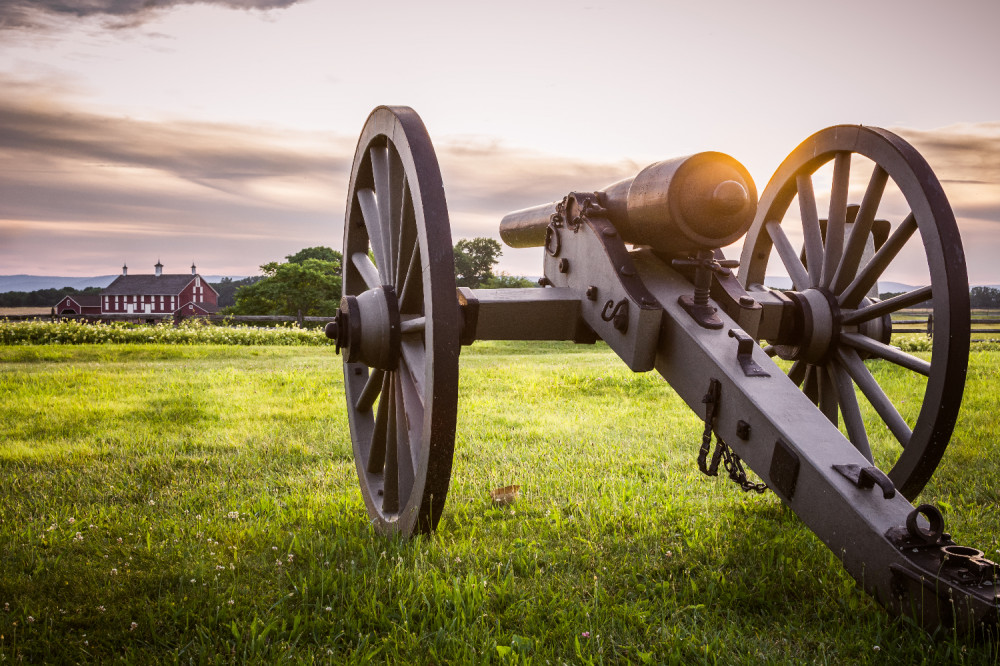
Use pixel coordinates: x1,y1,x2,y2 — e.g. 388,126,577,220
226,239,534,317
15,255,998,315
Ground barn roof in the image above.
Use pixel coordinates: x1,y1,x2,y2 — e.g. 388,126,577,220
103,274,199,296
63,293,101,307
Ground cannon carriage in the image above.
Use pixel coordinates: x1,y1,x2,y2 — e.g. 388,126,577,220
327,106,996,633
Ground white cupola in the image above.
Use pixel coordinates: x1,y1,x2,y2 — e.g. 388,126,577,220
155,260,163,277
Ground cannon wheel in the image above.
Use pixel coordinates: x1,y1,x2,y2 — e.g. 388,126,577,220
739,126,969,500
341,106,461,536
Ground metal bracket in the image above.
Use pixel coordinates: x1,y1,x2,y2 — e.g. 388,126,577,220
833,463,896,499
768,439,799,500
728,328,770,377
678,294,723,329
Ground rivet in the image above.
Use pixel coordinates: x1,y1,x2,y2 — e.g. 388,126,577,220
603,227,617,237
619,265,635,277
739,296,756,307
586,286,598,300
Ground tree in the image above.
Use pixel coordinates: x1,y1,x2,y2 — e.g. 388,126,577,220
970,286,1000,309
211,276,264,308
229,248,342,316
0,286,102,308
453,238,503,288
285,246,342,265
481,272,537,289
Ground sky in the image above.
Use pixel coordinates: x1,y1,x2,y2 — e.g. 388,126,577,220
1,0,999,285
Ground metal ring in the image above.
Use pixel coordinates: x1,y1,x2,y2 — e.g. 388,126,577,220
905,503,945,544
544,223,561,257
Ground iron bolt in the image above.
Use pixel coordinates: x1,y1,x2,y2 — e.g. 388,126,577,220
558,258,570,273
736,420,752,440
586,286,598,300
619,265,636,277
538,277,552,287
739,296,756,307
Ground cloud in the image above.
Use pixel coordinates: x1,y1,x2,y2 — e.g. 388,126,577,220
0,79,640,275
896,123,1000,188
0,0,304,30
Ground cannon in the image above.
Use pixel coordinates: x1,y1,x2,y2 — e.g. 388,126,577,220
328,106,998,633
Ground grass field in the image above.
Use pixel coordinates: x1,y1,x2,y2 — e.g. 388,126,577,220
1,342,998,663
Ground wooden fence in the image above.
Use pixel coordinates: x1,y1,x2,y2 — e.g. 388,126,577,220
893,315,1000,342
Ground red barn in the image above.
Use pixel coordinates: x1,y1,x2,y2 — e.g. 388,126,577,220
55,261,220,317
55,293,102,315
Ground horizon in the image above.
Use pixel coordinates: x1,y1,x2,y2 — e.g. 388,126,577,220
1,1,999,284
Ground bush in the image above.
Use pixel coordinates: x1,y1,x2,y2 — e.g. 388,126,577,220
0,319,332,346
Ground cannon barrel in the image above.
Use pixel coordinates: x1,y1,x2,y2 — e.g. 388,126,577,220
499,152,757,255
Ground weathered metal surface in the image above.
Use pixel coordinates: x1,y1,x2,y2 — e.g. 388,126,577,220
538,193,663,371
738,125,970,499
457,287,595,344
333,107,995,633
630,249,995,633
339,106,461,535
499,153,757,255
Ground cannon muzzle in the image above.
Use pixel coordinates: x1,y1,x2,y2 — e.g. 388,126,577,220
499,152,756,255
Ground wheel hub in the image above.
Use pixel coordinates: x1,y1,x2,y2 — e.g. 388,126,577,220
774,289,893,364
326,286,400,370
776,288,839,364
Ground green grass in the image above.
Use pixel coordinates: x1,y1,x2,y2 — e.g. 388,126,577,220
1,342,998,663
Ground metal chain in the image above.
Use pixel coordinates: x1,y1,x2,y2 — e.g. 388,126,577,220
698,378,768,494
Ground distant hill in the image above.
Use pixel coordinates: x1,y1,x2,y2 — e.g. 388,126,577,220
0,274,247,293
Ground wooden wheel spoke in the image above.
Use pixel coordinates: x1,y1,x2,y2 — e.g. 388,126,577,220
366,372,391,474
829,359,873,462
398,244,423,314
399,337,426,400
788,359,806,386
387,155,405,286
357,187,389,280
803,365,819,403
832,166,888,294
355,368,385,413
796,173,824,287
841,286,932,325
817,365,839,426
400,315,426,335
395,368,420,495
370,146,393,269
765,220,810,291
841,333,931,376
383,374,399,513
352,252,382,291
821,152,851,289
837,348,912,448
395,182,416,293
839,213,917,308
